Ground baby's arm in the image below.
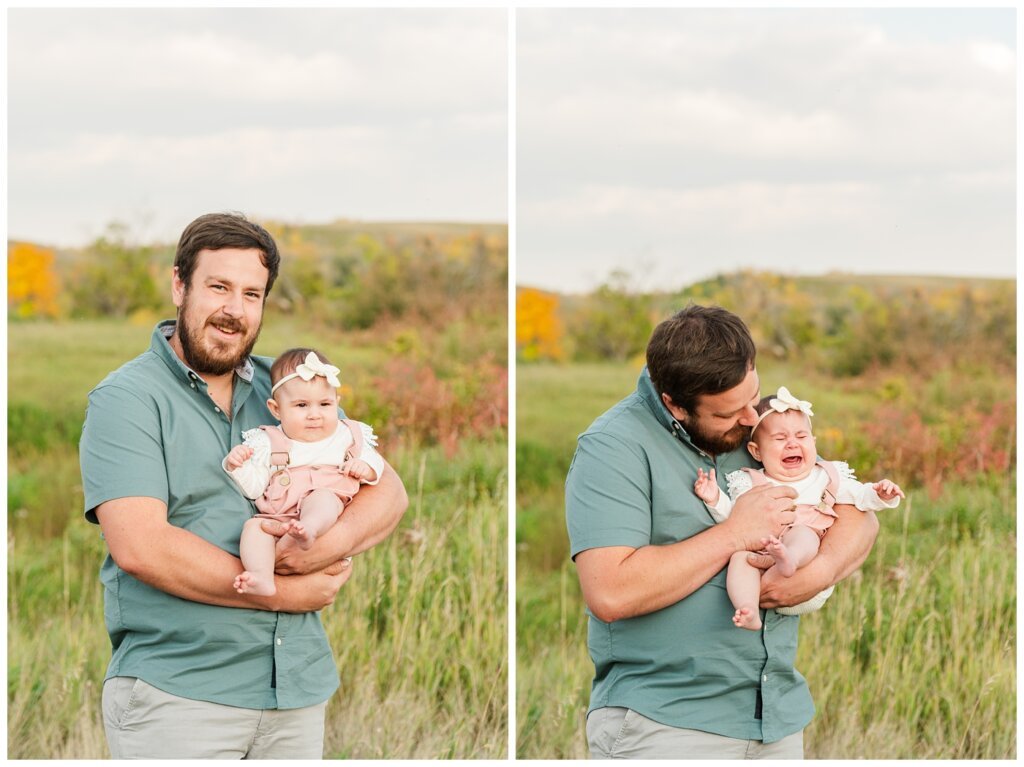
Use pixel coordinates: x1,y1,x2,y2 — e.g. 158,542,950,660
223,429,273,499
695,468,744,523
345,422,385,485
833,462,903,511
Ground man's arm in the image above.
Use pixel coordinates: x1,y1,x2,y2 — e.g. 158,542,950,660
96,497,351,613
270,460,408,575
575,483,798,622
757,503,880,608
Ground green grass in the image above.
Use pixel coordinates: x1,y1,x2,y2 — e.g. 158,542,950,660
515,361,1016,759
7,319,508,759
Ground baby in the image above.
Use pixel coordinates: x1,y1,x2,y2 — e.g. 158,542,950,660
694,387,904,630
224,348,384,596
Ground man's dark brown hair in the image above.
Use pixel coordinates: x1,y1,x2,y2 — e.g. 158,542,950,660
646,304,756,414
175,212,281,297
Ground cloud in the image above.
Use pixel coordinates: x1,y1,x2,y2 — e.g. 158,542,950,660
517,8,1015,291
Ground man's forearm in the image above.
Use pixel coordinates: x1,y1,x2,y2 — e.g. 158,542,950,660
759,504,880,608
575,523,739,623
97,499,339,613
275,461,408,574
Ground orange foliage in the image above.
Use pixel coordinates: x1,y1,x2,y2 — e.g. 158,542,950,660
516,287,565,361
8,242,61,318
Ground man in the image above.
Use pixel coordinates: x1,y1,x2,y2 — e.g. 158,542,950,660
565,304,878,759
80,212,408,759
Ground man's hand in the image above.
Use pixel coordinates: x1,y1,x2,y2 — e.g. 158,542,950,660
272,557,354,613
693,468,720,505
721,483,798,551
755,503,880,609
225,445,254,470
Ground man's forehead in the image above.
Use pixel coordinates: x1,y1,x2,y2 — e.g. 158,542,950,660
697,367,760,413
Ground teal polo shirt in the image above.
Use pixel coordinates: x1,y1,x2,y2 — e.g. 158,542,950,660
565,369,814,744
80,321,339,710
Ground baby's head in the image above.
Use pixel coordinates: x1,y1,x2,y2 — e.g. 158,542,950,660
267,348,341,442
747,387,816,482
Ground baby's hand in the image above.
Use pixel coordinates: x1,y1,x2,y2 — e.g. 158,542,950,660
226,445,254,470
873,479,905,501
344,458,377,482
694,468,720,505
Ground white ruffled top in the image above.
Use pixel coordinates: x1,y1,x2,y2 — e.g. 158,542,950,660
223,420,384,501
705,460,900,524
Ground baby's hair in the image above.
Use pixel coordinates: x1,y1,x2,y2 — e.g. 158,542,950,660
270,347,333,389
753,396,776,417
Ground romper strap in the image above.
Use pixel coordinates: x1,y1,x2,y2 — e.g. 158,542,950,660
341,419,365,462
259,425,292,469
741,467,769,486
816,459,841,510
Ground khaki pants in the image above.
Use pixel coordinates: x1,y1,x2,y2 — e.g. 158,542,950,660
586,707,804,760
102,677,327,759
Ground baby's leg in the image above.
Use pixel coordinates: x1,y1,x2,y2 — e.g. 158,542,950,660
726,548,765,630
765,525,821,578
287,489,343,550
235,518,277,596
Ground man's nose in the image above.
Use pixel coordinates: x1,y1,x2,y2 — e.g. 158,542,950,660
737,405,758,427
221,291,244,316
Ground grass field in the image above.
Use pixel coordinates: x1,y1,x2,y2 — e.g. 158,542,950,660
7,317,508,759
515,360,1016,759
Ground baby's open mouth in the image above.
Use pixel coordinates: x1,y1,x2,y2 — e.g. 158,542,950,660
782,455,803,466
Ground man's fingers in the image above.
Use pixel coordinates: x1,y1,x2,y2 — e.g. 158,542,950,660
259,519,289,538
322,557,353,577
746,552,775,570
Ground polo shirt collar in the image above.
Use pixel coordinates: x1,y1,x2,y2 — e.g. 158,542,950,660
636,366,712,457
153,320,255,384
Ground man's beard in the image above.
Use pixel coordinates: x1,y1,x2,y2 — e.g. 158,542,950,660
177,297,261,376
680,413,749,456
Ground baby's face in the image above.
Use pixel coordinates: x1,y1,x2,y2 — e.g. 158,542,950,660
268,375,340,443
748,410,816,482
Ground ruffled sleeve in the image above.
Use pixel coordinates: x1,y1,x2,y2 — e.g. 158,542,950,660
833,460,901,511
223,428,274,500
352,421,385,485
726,469,754,500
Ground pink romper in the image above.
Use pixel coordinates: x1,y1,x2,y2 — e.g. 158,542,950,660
740,459,841,538
253,420,365,521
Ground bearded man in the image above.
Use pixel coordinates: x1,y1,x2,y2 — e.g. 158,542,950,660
565,304,878,759
80,212,408,759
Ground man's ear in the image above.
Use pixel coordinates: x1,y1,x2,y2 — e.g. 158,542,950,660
266,397,281,420
661,393,687,421
171,267,188,309
747,440,761,462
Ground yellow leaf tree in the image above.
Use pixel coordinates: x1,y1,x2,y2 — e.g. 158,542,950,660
516,287,565,361
8,242,61,318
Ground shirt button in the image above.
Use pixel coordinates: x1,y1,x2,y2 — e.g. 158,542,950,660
214,407,221,413
276,638,282,646
762,674,768,682
190,383,196,389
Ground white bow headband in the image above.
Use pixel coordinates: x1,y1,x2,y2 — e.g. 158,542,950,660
750,386,813,437
270,351,341,395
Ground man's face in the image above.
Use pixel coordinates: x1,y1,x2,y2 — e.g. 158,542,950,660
667,367,761,455
172,248,269,376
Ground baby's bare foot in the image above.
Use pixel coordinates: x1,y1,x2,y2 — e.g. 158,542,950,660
765,535,796,577
733,607,762,630
287,520,316,550
234,571,276,596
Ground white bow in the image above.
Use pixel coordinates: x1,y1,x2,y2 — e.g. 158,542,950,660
294,352,341,388
271,351,341,394
768,386,813,417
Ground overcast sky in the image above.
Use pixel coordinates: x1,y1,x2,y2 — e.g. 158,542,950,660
517,8,1016,293
7,8,507,248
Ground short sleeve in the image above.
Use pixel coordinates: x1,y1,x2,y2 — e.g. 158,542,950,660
565,431,652,559
80,384,168,523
